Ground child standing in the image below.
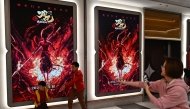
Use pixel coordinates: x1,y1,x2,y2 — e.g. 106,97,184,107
34,81,51,109
60,62,86,109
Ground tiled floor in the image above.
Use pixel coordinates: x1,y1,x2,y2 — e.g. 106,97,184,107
98,95,159,109
99,106,122,109
48,94,189,109
98,101,158,109
136,102,158,109
48,97,158,109
98,101,190,109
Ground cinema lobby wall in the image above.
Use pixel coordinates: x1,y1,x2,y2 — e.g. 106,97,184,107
0,0,190,109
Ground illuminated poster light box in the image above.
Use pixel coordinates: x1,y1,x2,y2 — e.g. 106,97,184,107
5,0,77,107
95,6,142,97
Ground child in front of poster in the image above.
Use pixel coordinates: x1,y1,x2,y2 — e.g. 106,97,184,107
34,81,51,109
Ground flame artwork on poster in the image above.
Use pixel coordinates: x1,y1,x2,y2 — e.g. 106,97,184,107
96,7,141,96
10,0,75,102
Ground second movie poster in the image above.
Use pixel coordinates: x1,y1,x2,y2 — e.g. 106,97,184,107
96,7,141,96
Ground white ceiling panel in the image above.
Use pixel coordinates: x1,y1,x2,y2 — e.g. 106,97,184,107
98,0,190,15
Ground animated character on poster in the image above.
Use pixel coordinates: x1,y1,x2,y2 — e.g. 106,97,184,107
98,11,140,94
10,1,74,102
33,35,56,83
115,19,126,30
36,10,54,23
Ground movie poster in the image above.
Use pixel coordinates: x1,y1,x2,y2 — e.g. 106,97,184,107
96,8,141,96
10,0,75,102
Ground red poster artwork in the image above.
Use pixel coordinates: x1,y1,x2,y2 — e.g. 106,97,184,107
10,0,74,102
97,9,140,95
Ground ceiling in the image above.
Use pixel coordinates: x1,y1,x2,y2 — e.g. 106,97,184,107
150,0,190,8
98,0,190,15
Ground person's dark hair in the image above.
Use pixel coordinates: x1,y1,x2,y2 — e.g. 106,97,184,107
38,81,46,86
72,62,79,67
164,57,183,78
